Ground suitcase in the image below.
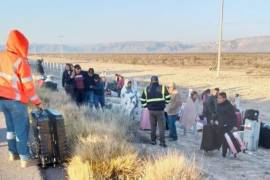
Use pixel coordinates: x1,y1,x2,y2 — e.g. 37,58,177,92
44,81,58,91
241,109,259,131
259,123,270,149
200,125,221,151
235,112,243,130
224,132,246,156
140,108,151,130
31,109,66,168
243,119,261,151
196,116,207,131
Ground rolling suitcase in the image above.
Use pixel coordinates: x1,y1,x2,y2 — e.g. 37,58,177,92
259,123,270,149
243,119,261,151
240,109,259,131
200,125,221,151
46,109,66,164
235,112,242,130
31,109,66,168
140,108,151,130
224,131,246,156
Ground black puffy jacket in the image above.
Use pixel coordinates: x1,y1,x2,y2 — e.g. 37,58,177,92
216,100,237,131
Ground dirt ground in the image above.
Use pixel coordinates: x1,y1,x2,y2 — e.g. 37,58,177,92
0,114,43,180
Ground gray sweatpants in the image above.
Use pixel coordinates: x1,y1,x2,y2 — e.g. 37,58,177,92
149,110,166,145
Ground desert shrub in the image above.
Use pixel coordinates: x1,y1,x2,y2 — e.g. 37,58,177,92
37,87,199,180
143,151,200,180
72,135,143,179
67,156,94,180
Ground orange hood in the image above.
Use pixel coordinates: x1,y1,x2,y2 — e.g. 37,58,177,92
6,30,29,58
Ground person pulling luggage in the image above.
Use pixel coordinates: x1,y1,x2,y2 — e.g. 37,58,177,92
215,92,238,157
0,30,42,168
140,76,171,147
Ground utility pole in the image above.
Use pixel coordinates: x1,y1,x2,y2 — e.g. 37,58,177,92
217,0,224,77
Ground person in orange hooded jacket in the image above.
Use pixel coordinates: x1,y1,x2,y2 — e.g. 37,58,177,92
0,30,42,168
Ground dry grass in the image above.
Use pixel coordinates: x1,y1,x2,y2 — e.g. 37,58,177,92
67,156,94,180
37,87,199,179
143,151,200,180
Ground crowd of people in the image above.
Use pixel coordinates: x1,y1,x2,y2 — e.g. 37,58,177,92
61,62,240,157
0,30,246,171
61,63,127,108
140,77,240,158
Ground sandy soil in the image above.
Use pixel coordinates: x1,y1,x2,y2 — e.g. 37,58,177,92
137,127,270,180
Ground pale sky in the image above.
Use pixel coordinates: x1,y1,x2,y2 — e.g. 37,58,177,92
0,0,269,44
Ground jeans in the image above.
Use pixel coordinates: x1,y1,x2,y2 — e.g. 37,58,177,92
74,89,86,106
183,124,197,135
64,84,74,97
94,95,105,109
86,90,95,107
0,100,30,160
167,115,178,140
149,110,166,145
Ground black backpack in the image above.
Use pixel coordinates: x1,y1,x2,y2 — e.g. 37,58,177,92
244,109,259,121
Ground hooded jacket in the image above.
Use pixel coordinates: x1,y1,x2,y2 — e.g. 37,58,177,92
0,30,41,105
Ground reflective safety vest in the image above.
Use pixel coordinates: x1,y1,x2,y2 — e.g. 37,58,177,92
0,30,41,105
140,85,171,108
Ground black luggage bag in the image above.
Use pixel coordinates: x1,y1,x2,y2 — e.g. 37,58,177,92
259,123,270,149
31,109,66,168
244,109,259,121
240,109,259,130
200,124,222,151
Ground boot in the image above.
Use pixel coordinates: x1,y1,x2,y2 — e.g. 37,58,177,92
20,159,38,168
9,153,20,161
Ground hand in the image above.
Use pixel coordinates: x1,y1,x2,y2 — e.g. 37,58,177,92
232,127,238,131
36,103,43,111
210,120,214,125
214,120,219,125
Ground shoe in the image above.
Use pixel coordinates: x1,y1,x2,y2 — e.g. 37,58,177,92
222,154,226,158
9,153,20,161
168,138,178,141
160,143,167,148
151,141,157,145
20,159,38,168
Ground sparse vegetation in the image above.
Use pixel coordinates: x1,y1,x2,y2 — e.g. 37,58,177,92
32,53,270,68
143,151,199,180
37,88,200,180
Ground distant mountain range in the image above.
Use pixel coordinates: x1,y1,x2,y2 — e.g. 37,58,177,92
1,36,270,53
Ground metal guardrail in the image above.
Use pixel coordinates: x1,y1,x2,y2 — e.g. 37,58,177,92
29,59,65,78
29,59,66,89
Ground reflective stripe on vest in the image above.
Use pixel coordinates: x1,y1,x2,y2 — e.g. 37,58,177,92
13,58,22,72
144,85,166,103
21,76,33,83
0,58,22,101
30,94,39,101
